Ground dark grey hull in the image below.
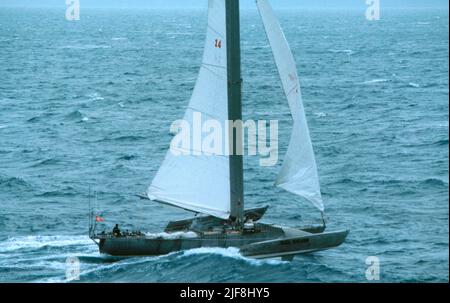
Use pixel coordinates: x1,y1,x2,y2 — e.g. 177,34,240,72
92,223,349,259
239,230,349,259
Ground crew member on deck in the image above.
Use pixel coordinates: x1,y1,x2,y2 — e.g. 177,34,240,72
112,224,121,237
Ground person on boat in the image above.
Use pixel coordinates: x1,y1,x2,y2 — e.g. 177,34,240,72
112,224,121,237
243,218,255,232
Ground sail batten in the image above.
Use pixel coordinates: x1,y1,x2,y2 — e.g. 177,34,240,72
148,0,231,219
256,0,324,212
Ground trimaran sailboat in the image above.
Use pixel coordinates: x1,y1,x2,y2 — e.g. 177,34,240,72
90,0,348,260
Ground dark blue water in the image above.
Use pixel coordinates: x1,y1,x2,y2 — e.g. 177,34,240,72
0,7,448,282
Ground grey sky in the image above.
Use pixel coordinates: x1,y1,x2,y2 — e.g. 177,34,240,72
0,0,448,9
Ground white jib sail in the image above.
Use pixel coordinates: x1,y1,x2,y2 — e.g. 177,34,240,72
148,0,231,219
256,0,324,212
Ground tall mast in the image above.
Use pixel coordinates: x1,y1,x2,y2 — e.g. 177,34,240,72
226,0,244,226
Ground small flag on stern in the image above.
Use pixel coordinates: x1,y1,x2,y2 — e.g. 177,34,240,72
95,216,104,222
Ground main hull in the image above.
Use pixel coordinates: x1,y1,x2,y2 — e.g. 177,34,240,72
92,223,349,259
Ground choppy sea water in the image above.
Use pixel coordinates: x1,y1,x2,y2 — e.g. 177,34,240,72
0,7,448,282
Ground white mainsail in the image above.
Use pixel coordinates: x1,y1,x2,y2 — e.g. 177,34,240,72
148,0,231,219
256,0,324,212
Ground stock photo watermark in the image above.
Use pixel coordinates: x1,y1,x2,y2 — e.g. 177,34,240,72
65,256,80,281
365,256,381,281
365,0,380,21
169,112,279,167
66,0,80,21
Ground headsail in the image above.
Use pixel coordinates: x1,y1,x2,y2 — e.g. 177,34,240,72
148,0,231,219
256,0,324,212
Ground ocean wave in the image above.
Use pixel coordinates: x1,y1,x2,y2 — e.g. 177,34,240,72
117,154,137,161
329,49,356,55
100,135,147,142
420,178,448,187
123,71,140,76
87,93,104,101
314,112,327,118
75,254,178,282
258,84,274,90
27,113,54,123
432,139,448,146
36,187,76,198
330,177,448,188
342,103,357,109
64,110,91,123
329,178,364,186
29,158,60,168
180,247,287,266
391,74,422,88
0,235,93,253
320,145,342,157
122,165,154,172
60,44,111,50
64,110,85,121
0,175,31,189
360,79,390,85
0,37,19,43
408,82,420,88
0,235,102,283
27,116,42,123
166,32,193,37
288,214,302,220
252,45,270,50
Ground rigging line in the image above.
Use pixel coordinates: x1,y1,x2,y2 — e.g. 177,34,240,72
202,62,227,70
185,105,225,121
149,197,230,215
286,83,300,97
201,64,227,80
207,25,225,40
170,145,230,158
